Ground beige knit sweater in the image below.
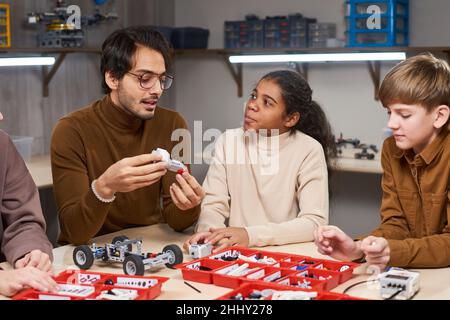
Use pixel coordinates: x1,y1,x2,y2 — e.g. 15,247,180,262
196,128,329,247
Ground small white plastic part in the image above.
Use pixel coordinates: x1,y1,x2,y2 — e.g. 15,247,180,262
189,243,213,259
151,148,186,173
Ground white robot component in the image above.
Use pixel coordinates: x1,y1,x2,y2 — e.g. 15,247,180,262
379,268,420,300
167,159,185,173
151,148,186,173
189,243,213,259
152,148,171,162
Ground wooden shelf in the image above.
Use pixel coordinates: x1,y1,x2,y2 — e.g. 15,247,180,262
174,47,450,99
0,48,102,97
0,47,101,54
2,46,450,98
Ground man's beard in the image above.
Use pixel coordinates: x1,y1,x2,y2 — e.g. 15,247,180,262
117,87,157,121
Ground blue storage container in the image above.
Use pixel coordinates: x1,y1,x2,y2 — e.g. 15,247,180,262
346,0,409,47
289,14,316,48
224,14,317,49
224,21,240,49
171,27,209,49
264,16,290,48
224,18,264,49
308,23,336,48
241,19,264,48
151,26,174,44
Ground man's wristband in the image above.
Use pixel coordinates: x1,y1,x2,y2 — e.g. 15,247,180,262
91,179,116,203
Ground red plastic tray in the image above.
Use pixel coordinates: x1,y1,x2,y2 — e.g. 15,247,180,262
218,282,366,300
275,275,325,291
177,258,232,284
252,250,293,266
212,261,264,288
244,266,298,283
217,282,315,300
283,255,324,267
313,260,358,283
316,292,366,300
13,269,169,300
178,246,359,291
295,268,340,291
207,247,260,262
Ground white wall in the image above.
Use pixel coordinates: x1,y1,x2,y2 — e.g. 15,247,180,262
409,0,450,46
170,0,450,236
173,0,394,162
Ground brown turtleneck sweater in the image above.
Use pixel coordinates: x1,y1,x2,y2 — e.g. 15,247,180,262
51,95,200,245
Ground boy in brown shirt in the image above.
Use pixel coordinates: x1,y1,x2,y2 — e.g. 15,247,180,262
315,53,450,269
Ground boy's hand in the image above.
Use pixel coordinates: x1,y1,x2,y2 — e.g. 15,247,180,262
183,231,212,252
360,236,390,271
170,172,205,211
205,227,249,252
15,250,53,274
314,225,364,261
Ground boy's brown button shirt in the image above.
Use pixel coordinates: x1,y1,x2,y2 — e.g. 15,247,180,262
371,124,449,267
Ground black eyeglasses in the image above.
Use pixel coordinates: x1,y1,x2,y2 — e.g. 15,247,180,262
127,71,173,90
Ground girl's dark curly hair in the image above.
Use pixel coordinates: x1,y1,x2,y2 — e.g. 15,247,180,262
261,70,337,191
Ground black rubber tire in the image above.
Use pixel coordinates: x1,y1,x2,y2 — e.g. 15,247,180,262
73,245,94,270
163,244,184,268
123,255,145,276
112,235,132,251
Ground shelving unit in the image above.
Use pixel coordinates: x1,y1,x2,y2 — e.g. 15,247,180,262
175,47,450,100
0,3,10,48
1,46,450,98
0,48,101,96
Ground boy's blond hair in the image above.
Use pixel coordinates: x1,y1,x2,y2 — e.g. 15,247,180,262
379,53,450,112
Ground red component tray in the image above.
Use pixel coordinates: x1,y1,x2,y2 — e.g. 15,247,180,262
207,247,260,262
295,268,340,291
177,258,232,284
313,260,358,283
212,261,264,288
316,292,367,300
277,260,312,272
218,282,366,300
283,255,324,267
278,261,298,269
13,269,169,300
177,246,359,292
249,250,292,266
217,282,315,300
275,275,325,291
244,266,298,283
13,285,93,300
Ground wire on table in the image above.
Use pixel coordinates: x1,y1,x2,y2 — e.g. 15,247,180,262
184,281,201,293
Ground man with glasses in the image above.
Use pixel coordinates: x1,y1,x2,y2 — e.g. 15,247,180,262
50,26,204,245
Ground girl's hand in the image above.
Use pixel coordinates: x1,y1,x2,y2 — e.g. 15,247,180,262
205,227,250,252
